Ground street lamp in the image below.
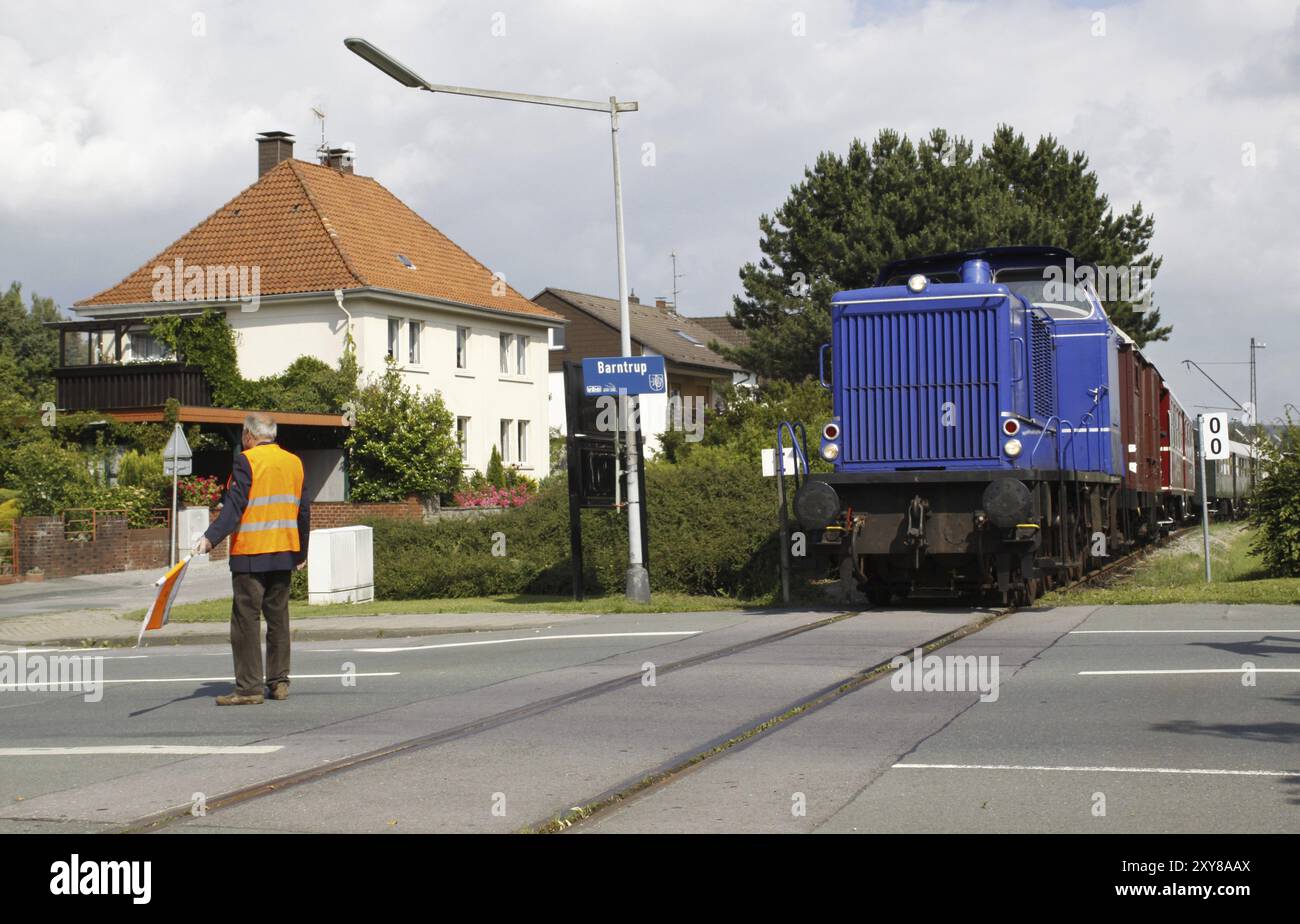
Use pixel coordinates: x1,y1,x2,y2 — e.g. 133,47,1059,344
344,37,650,601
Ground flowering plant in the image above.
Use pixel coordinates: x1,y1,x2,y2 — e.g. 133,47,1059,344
452,483,534,508
178,475,223,507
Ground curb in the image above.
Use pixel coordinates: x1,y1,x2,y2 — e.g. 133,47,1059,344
8,622,608,650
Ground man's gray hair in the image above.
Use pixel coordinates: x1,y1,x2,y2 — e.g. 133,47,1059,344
243,412,277,441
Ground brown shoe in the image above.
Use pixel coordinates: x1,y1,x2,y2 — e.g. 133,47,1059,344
215,692,264,706
268,682,289,701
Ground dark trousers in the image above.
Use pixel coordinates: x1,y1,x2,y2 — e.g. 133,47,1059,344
231,571,292,695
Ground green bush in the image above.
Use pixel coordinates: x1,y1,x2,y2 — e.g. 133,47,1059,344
345,360,460,501
8,440,94,516
485,446,505,488
656,378,833,471
84,484,167,528
116,449,171,495
367,453,782,600
1251,425,1300,575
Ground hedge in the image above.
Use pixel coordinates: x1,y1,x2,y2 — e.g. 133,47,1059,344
363,447,786,601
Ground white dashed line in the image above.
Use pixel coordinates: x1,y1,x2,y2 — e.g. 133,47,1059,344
354,631,702,654
0,745,284,756
0,671,398,690
1079,668,1300,676
893,763,1299,778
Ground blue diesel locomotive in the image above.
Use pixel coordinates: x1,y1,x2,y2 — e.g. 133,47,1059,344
794,246,1175,605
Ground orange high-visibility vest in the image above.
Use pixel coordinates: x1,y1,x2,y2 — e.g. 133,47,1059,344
229,443,304,556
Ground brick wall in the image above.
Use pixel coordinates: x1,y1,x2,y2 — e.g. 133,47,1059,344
17,516,170,579
309,498,425,530
204,499,426,562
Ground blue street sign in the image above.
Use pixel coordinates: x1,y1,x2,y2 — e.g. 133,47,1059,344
582,355,667,396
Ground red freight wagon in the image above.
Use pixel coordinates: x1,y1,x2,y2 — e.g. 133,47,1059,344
1160,385,1194,523
1117,337,1162,538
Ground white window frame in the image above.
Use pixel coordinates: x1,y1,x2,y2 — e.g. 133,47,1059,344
407,319,422,365
456,326,470,369
387,317,401,361
456,416,470,462
499,418,513,462
517,419,529,464
499,332,512,374
516,335,528,375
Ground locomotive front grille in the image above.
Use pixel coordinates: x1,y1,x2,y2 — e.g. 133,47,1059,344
840,306,999,463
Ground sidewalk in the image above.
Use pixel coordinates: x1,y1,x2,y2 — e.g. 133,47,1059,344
0,561,664,648
0,560,232,620
0,606,608,648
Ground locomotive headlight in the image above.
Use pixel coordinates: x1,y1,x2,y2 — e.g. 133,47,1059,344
1003,438,1023,458
907,274,928,293
821,443,840,461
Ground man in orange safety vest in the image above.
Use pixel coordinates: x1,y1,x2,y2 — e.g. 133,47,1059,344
194,412,310,705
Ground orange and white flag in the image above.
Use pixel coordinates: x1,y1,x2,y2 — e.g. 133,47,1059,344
136,556,191,647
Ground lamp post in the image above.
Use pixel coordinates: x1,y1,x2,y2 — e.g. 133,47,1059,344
1250,338,1266,481
344,38,650,601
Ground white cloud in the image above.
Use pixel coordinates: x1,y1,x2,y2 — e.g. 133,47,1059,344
0,0,1297,417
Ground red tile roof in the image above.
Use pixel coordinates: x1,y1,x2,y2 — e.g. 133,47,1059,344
77,159,559,320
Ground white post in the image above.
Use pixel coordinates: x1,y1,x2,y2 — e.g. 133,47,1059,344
1197,415,1211,583
170,439,179,567
610,96,649,602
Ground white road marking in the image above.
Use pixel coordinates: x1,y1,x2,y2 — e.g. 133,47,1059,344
1079,668,1300,676
355,631,702,654
0,672,398,690
893,763,1299,778
0,651,147,661
0,745,284,756
1070,629,1300,635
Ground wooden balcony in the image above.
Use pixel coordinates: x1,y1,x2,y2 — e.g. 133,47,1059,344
55,362,212,412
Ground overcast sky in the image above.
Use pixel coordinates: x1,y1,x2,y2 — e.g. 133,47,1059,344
2,0,1296,418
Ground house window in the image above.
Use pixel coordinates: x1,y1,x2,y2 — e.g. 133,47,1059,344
387,317,401,360
548,326,565,350
456,326,469,369
456,417,470,462
499,419,513,462
516,335,528,375
499,333,512,374
128,330,171,362
407,320,422,364
517,420,529,463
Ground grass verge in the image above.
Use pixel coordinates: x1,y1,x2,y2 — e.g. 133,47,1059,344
122,592,760,624
1041,523,1300,605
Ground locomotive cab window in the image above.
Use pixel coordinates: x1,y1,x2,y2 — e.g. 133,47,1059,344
996,268,1098,321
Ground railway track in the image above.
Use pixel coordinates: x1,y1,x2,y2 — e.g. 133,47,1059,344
115,528,1187,835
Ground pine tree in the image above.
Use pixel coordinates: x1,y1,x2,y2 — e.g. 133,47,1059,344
722,126,1168,381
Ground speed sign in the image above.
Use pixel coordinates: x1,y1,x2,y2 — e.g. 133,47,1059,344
1200,412,1229,460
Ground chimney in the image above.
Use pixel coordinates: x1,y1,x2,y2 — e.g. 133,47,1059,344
628,290,640,305
256,131,295,177
320,146,355,174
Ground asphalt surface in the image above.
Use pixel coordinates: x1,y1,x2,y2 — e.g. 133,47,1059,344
1,602,1296,833
0,560,231,619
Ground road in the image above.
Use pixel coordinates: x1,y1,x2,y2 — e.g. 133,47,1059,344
0,603,1296,833
0,561,231,619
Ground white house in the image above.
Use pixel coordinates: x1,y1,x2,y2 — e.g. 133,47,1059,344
65,132,563,487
